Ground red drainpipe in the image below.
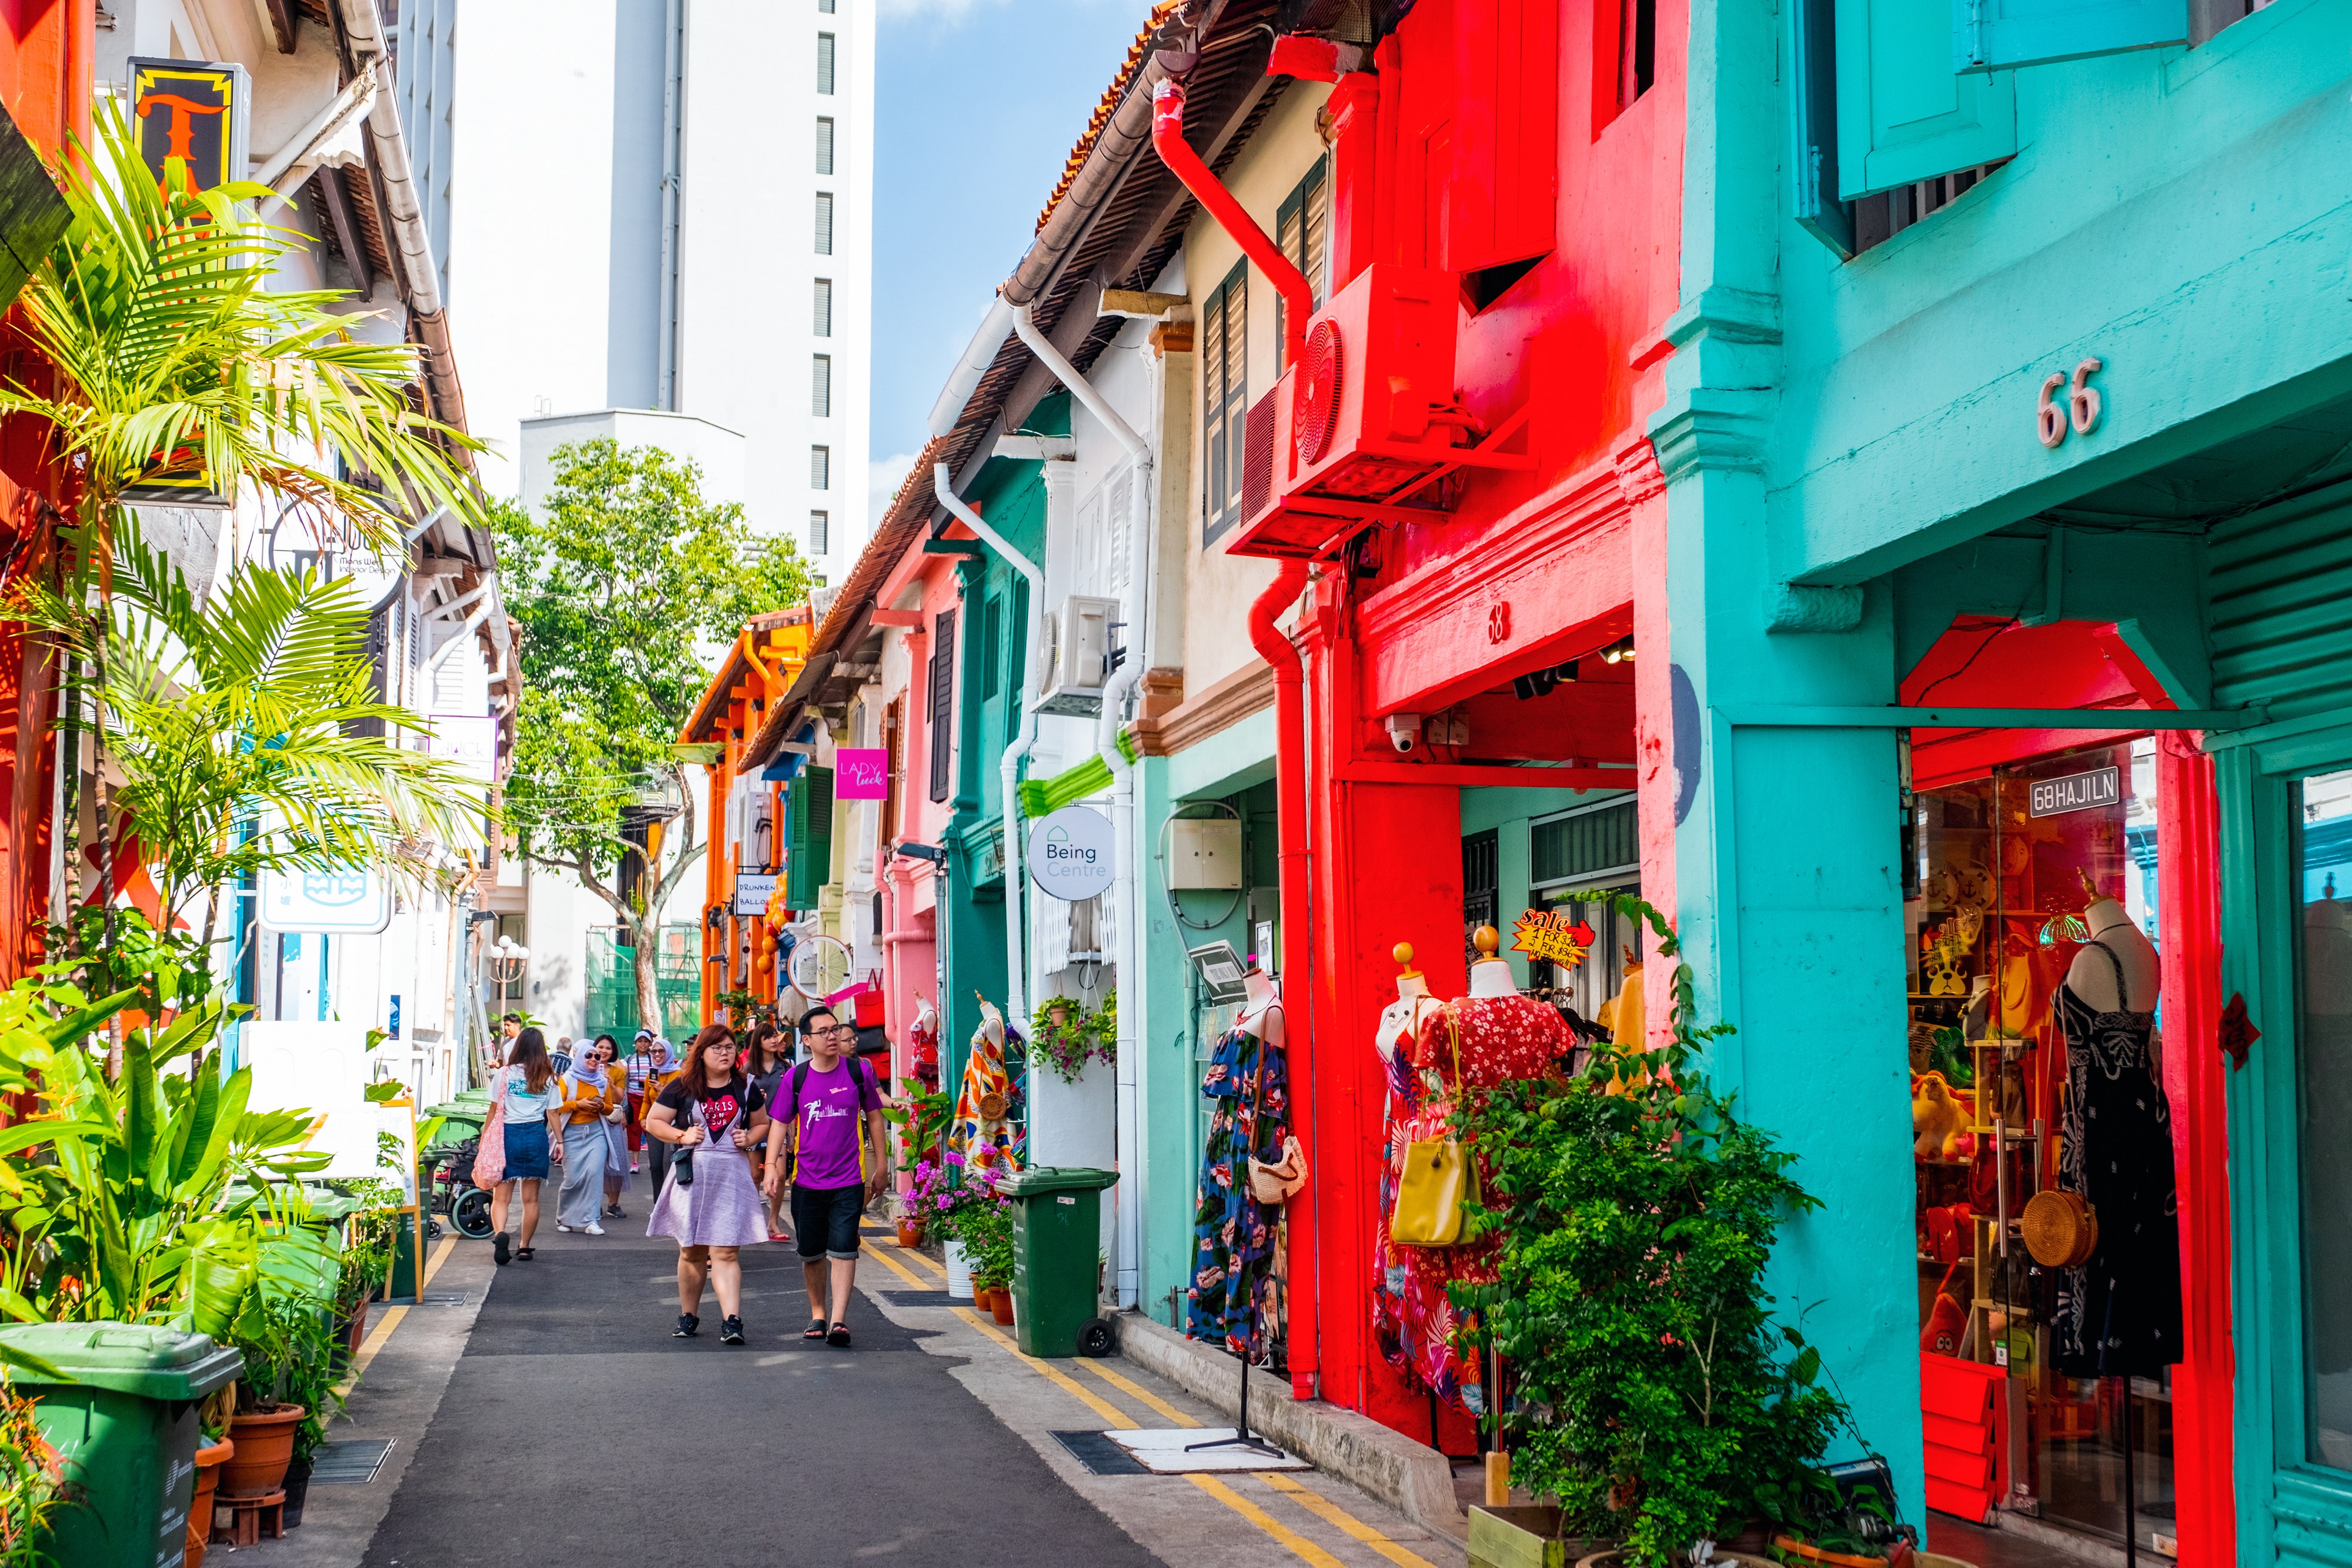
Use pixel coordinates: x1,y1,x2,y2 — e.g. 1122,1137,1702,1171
1157,65,1321,1399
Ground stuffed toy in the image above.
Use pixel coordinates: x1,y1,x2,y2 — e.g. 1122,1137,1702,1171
1912,1071,1971,1159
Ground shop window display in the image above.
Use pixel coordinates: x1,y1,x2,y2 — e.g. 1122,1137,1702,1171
2294,768,2352,1472
1906,739,2178,1545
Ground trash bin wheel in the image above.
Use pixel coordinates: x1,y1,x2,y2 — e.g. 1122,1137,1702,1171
1076,1317,1115,1358
453,1188,495,1239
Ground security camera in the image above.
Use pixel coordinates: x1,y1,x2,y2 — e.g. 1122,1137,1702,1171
1385,713,1422,755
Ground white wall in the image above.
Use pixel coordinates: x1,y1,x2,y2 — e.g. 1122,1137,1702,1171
520,409,747,513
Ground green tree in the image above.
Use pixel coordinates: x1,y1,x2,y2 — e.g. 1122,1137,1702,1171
493,439,810,1026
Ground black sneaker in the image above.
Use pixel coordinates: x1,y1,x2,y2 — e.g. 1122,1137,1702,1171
493,1231,510,1266
673,1313,699,1339
605,1203,626,1219
720,1315,745,1345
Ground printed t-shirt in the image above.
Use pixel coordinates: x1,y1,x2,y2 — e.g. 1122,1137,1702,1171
654,1076,767,1144
502,1065,557,1120
783,1059,882,1190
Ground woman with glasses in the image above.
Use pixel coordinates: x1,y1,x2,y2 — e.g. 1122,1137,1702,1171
743,1022,794,1242
646,1024,774,1343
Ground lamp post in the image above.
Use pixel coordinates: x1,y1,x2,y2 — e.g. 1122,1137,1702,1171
489,935,529,1016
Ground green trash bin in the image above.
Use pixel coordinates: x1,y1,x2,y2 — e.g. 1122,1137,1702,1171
0,1322,241,1568
1001,1166,1120,1358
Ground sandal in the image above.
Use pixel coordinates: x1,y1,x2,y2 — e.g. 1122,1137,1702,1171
827,1322,852,1348
516,1246,534,1261
803,1319,828,1340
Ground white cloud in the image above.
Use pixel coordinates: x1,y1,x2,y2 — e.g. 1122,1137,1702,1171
870,452,921,529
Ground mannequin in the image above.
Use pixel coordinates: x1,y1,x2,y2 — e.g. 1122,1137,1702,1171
1413,927,1572,1084
1236,966,1284,1044
2066,870,2160,1017
948,997,1017,1172
1376,943,1444,1064
1187,965,1290,1356
1466,925,1518,998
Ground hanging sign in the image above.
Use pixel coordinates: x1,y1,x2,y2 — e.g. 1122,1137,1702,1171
733,872,778,915
834,747,889,800
2029,765,2119,818
1028,805,1114,902
1510,908,1595,968
260,864,391,935
129,57,250,198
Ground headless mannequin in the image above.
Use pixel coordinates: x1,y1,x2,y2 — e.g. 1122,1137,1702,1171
1237,968,1285,1047
2067,889,2159,1012
1377,943,1445,1064
1465,926,1517,998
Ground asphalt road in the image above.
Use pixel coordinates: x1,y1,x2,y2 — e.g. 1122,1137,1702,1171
358,1220,1164,1568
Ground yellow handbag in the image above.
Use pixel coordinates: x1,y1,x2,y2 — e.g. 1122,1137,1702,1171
1390,1007,1478,1246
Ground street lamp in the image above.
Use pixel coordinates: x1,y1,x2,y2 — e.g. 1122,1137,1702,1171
489,934,530,985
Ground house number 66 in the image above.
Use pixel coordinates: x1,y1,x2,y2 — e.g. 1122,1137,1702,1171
2037,358,2103,449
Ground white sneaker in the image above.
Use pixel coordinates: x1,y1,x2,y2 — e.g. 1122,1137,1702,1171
584,1222,606,1236
554,1223,574,1233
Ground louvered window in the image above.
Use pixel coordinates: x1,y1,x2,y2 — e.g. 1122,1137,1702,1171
816,118,835,175
808,510,829,554
928,610,956,803
811,446,830,490
813,278,833,336
980,596,1002,700
817,32,836,93
812,354,832,417
1201,260,1248,545
1531,799,1639,886
818,0,835,11
1275,158,1330,367
815,192,833,254
785,766,836,908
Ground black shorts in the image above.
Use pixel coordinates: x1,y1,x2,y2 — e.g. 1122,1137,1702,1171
791,1183,864,1261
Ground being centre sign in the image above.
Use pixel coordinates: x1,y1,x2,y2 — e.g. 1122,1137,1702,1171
1028,805,1114,902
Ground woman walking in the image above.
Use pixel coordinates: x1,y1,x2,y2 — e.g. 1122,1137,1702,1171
645,1024,773,1344
554,1036,617,1236
627,1032,678,1191
596,1033,632,1218
491,1028,560,1265
744,1023,793,1242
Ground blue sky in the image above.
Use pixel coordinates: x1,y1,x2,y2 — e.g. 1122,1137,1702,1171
868,0,1153,520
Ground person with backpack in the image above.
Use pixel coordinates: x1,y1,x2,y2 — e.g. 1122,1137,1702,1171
761,1007,887,1348
645,1024,774,1344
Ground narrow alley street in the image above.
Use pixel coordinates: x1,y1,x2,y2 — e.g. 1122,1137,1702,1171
246,1211,1465,1568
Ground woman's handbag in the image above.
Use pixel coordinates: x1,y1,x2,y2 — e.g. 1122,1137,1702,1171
1248,1135,1308,1204
471,1073,509,1189
2020,1188,2097,1268
1389,1007,1478,1246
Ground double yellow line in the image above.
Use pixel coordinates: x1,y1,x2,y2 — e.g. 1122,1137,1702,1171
860,1233,1436,1568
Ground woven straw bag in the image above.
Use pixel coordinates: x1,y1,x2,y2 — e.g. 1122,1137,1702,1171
2020,1188,2098,1268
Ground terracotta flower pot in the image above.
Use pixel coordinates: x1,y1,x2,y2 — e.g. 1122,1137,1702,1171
345,1295,371,1358
222,1405,305,1497
187,1437,233,1568
990,1289,1016,1326
895,1220,926,1249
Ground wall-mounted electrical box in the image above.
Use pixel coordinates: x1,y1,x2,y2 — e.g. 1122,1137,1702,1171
1170,817,1244,890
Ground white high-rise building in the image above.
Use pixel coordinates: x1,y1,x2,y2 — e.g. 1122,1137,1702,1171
409,0,876,586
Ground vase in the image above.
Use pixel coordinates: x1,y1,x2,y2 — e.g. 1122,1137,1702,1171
282,1452,313,1527
944,1239,974,1300
187,1437,233,1568
222,1405,306,1497
895,1220,925,1249
990,1289,1016,1326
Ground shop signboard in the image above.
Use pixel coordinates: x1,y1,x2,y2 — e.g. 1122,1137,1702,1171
2029,765,2119,818
260,863,391,934
834,747,889,799
1028,805,1114,901
1509,907,1596,968
734,872,778,915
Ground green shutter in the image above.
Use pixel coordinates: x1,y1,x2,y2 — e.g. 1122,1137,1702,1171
1836,0,2014,199
786,767,835,909
1955,0,2186,73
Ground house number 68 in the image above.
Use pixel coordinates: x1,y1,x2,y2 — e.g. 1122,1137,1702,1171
2037,358,2103,449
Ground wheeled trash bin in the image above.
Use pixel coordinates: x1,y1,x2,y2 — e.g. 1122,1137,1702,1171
1000,1165,1120,1358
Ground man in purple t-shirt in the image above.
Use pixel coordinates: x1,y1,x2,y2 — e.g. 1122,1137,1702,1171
761,1006,886,1347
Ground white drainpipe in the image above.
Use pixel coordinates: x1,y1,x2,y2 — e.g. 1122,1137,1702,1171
932,463,1044,1030
1011,300,1150,1309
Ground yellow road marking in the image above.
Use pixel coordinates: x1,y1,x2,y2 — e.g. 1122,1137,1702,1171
893,1242,945,1278
952,1308,1140,1428
420,1235,457,1288
1071,1359,1200,1427
862,1243,931,1289
1259,1472,1439,1568
1187,1475,1350,1568
332,1304,409,1398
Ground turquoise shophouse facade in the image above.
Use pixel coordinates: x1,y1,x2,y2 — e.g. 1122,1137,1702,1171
1665,0,2352,1559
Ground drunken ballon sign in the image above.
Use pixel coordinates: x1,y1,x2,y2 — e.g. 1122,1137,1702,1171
1028,805,1114,901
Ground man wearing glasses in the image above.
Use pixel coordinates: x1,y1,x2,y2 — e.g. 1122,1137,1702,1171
761,1007,887,1347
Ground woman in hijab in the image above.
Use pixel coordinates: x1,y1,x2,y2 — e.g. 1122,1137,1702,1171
596,1033,632,1218
553,1036,617,1235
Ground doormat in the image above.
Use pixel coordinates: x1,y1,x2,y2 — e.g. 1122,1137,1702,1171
881,1289,952,1306
310,1439,395,1485
1052,1430,1150,1476
1107,1427,1307,1473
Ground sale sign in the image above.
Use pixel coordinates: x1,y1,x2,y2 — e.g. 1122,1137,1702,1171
1510,908,1595,968
834,747,890,800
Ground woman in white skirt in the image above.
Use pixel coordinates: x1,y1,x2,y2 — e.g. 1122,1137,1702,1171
646,1024,773,1344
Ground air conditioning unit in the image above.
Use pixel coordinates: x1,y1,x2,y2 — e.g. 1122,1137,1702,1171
1037,594,1122,717
1228,262,1529,561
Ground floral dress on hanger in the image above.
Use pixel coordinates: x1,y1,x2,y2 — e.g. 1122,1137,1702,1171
1185,1017,1289,1357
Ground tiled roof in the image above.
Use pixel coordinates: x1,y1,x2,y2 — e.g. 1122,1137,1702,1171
1034,0,1184,234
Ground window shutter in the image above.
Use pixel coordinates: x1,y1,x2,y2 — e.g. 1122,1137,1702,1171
817,32,836,94
1955,0,2187,72
784,766,834,908
813,278,833,336
815,192,833,254
812,354,832,417
811,446,830,489
808,510,829,554
1444,0,1559,273
928,610,956,803
1835,0,2015,198
816,118,835,175
1202,261,1248,544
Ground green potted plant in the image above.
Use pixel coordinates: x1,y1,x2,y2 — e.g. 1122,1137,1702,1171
1454,891,1899,1568
1030,995,1096,1083
963,1203,1017,1324
0,1381,67,1568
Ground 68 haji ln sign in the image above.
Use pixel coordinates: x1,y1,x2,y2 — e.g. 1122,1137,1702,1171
1028,805,1115,901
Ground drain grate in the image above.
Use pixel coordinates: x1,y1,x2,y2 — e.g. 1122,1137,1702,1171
1052,1431,1149,1476
310,1439,395,1485
413,1293,470,1306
